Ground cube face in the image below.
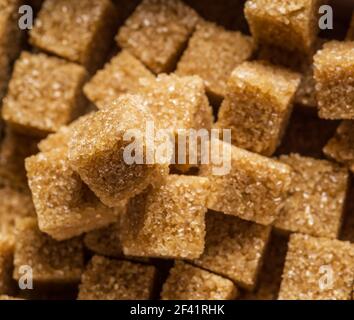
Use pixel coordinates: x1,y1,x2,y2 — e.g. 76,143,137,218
0,187,36,241
78,256,156,300
117,0,199,73
68,94,169,207
323,121,354,174
278,234,354,300
25,149,119,241
216,61,301,156
121,175,209,259
84,50,155,109
29,0,118,71
13,218,84,284
161,261,238,300
314,41,354,120
245,0,321,54
2,52,88,136
275,154,349,239
138,74,213,132
176,21,253,102
0,128,39,191
200,140,292,226
192,212,271,290
0,238,14,295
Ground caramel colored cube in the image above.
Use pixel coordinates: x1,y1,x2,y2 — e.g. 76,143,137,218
216,61,301,156
192,212,271,290
200,139,292,226
0,238,13,295
68,94,169,207
121,175,209,259
0,187,36,241
2,52,88,136
323,121,354,174
245,0,322,54
29,0,118,72
0,128,39,190
116,0,199,73
275,154,349,239
84,50,155,109
138,74,213,132
313,41,354,120
240,233,289,300
78,256,156,300
176,21,253,103
161,261,238,300
26,149,120,241
347,13,354,41
13,218,84,284
278,234,354,300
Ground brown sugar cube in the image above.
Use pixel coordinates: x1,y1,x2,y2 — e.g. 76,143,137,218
240,233,289,300
200,139,292,226
176,21,253,103
78,255,156,300
25,149,120,241
116,0,199,74
216,61,301,156
2,52,88,137
192,212,271,290
13,218,84,285
161,261,238,300
278,233,354,300
275,108,339,159
121,175,209,259
323,121,354,174
245,0,322,54
139,73,213,131
0,127,39,190
29,0,118,72
0,187,36,242
0,238,14,295
275,154,349,239
347,12,354,41
84,50,155,109
0,0,24,100
313,41,354,120
68,94,169,207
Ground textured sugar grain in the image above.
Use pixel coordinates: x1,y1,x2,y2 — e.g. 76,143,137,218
200,139,292,226
278,233,354,300
26,149,120,240
116,0,200,73
78,255,156,300
13,218,84,284
313,41,354,120
68,94,169,207
216,61,301,156
121,175,209,259
29,0,118,72
192,212,271,290
84,50,155,109
176,21,253,103
2,52,88,136
275,154,349,239
161,261,238,300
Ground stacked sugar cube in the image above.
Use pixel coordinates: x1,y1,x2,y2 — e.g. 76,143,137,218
0,0,354,301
